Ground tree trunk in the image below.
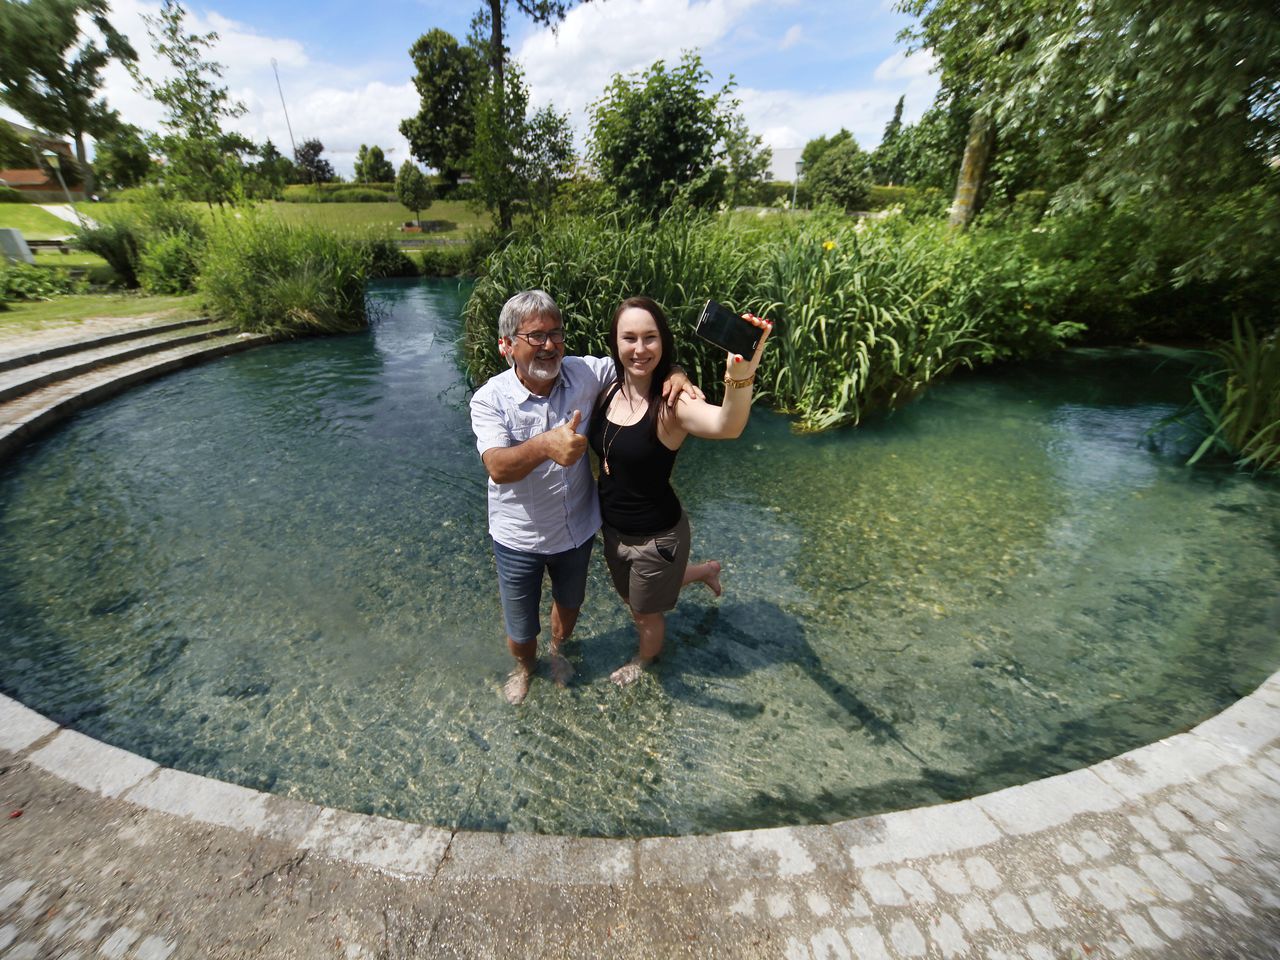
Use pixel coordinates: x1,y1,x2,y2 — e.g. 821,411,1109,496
487,0,512,232
73,130,95,197
949,110,994,229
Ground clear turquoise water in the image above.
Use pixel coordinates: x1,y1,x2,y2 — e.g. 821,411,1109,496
1,278,1277,837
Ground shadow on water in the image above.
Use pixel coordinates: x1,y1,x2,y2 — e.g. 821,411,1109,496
659,598,926,766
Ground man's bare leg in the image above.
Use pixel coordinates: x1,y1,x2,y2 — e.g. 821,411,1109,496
683,559,722,597
611,609,665,686
548,602,579,687
505,637,537,704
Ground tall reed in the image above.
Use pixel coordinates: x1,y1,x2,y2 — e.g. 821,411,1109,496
1187,319,1280,473
199,213,370,335
464,211,1075,430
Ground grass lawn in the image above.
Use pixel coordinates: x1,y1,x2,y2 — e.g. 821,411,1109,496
0,292,201,337
265,200,490,239
33,248,111,269
0,203,76,240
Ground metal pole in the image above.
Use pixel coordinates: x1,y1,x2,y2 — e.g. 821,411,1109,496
272,58,298,160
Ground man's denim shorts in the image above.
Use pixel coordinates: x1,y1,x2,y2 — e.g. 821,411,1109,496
491,536,595,645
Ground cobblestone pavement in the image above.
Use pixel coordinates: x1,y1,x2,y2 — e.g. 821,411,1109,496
2,678,1279,960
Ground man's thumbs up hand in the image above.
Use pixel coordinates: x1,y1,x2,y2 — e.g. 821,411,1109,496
545,409,587,466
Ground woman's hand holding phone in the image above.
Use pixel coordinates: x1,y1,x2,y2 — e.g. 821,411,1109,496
725,313,773,382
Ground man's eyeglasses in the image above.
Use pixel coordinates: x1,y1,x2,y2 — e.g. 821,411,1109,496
513,329,566,347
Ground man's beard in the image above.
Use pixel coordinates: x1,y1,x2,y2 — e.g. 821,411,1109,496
527,355,562,381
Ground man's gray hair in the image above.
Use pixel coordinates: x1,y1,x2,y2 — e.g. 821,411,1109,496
498,289,562,340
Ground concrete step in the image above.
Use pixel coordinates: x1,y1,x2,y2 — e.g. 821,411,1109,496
0,320,234,405
0,330,273,462
0,316,215,375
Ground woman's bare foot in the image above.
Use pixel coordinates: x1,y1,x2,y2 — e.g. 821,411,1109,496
685,559,721,597
504,665,532,704
610,657,651,686
548,650,575,688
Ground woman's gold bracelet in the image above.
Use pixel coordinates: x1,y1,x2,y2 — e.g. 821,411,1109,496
724,374,755,389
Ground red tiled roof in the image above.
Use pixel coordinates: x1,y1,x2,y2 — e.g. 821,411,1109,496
0,169,55,187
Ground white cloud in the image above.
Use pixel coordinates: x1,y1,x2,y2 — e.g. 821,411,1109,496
516,0,765,126
779,25,803,51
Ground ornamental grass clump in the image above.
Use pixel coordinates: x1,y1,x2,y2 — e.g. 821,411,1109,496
199,214,369,335
1187,319,1280,473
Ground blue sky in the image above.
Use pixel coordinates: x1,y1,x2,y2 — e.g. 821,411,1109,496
3,1,938,179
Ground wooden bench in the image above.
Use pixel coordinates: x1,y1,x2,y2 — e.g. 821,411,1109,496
26,239,71,254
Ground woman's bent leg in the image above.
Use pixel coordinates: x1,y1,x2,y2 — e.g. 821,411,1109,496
682,559,722,596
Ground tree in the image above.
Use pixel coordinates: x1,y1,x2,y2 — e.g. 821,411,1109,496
354,144,394,183
472,0,592,229
800,129,853,173
395,159,434,224
520,104,576,214
588,52,736,213
723,113,772,206
899,0,1280,265
0,0,137,195
0,121,28,168
399,28,484,186
294,138,336,184
131,0,246,206
872,96,905,184
91,122,153,190
806,137,873,212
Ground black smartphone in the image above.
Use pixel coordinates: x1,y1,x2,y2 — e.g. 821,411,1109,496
694,299,761,358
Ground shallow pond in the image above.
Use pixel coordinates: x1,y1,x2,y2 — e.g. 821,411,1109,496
1,278,1277,837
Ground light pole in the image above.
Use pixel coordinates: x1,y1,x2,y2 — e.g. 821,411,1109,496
42,151,85,229
791,159,805,211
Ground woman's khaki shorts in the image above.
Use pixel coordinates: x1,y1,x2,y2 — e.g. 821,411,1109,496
601,512,691,614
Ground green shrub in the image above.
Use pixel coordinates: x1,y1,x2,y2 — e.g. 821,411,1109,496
138,231,200,294
806,140,874,212
199,213,370,335
362,236,418,278
282,182,397,202
75,217,142,287
0,260,85,305
0,185,29,203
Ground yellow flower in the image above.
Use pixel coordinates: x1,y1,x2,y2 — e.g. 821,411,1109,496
822,240,836,251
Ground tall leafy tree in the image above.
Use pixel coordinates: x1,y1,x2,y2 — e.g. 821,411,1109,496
471,0,591,229
91,121,153,190
131,0,246,206
520,103,576,214
354,144,395,183
399,28,484,186
0,0,136,195
900,0,1280,270
872,96,905,184
723,113,772,206
293,138,336,184
395,159,434,224
0,121,28,168
806,137,873,212
588,52,737,214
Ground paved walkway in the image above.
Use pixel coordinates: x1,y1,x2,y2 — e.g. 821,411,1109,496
37,203,97,233
0,319,1278,959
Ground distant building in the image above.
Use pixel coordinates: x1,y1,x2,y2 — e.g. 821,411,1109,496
767,146,804,184
0,120,85,201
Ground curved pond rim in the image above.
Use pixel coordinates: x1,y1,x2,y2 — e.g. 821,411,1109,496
1,291,1277,840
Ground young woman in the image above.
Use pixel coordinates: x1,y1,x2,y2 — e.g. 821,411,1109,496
587,296,772,685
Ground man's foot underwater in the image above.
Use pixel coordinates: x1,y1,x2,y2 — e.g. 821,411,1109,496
504,665,533,704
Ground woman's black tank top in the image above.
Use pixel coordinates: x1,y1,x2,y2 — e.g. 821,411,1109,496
588,383,682,535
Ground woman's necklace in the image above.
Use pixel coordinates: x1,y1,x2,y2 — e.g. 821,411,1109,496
601,384,644,476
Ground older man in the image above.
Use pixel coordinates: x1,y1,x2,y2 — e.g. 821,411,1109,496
469,290,698,704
